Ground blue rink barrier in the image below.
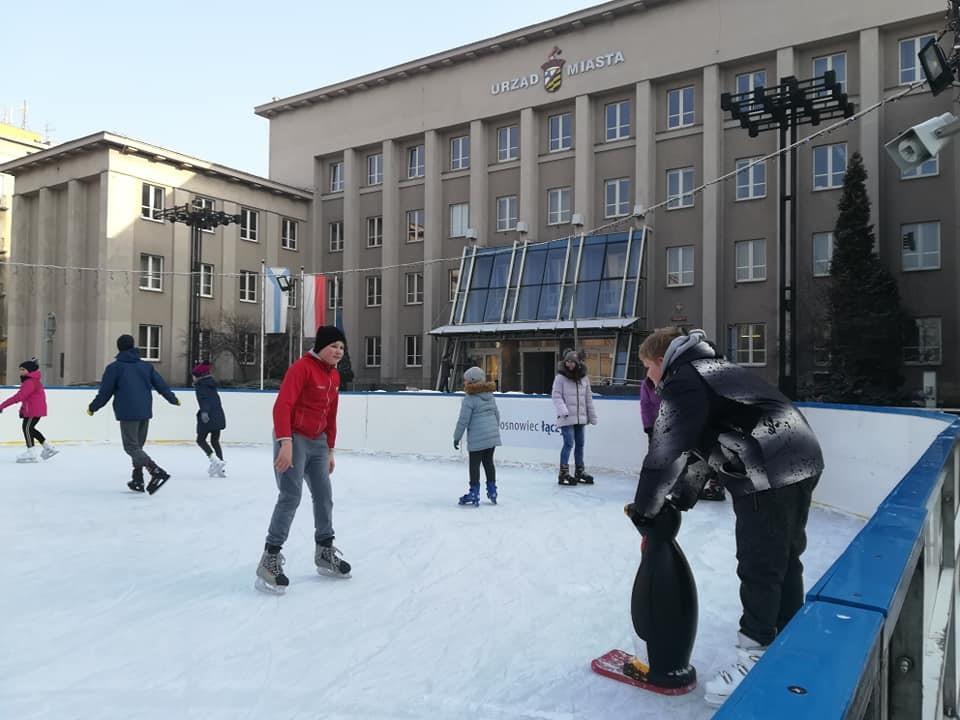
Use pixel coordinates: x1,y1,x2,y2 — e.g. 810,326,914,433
714,415,960,719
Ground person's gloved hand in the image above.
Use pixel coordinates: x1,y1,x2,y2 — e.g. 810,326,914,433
624,503,655,534
86,408,94,417
173,397,181,406
200,412,210,424
453,439,460,451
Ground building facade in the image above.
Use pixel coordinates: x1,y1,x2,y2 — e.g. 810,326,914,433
0,123,47,383
257,0,959,403
0,132,311,386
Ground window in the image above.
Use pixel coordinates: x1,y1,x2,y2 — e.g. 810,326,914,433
735,70,766,111
193,196,215,233
239,270,258,303
813,52,846,94
329,221,343,252
327,279,342,311
281,218,298,250
407,209,425,243
900,34,937,85
405,272,424,305
449,203,470,238
666,246,695,287
365,336,382,368
139,254,163,292
138,325,161,362
408,144,425,179
901,221,941,271
199,263,214,298
239,333,257,366
548,112,572,152
287,278,298,309
730,323,767,366
604,178,631,218
497,126,519,161
240,208,259,242
496,195,518,231
605,100,631,141
367,216,383,248
366,275,382,307
367,153,383,185
449,268,460,302
813,143,847,190
450,135,470,170
667,86,695,129
547,187,572,225
141,183,164,221
405,335,422,367
735,239,766,282
329,161,344,192
666,167,695,209
904,317,942,364
813,232,834,276
902,155,939,179
735,158,766,200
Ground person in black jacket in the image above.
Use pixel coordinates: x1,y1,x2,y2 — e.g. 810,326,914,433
624,327,824,708
87,334,181,494
191,362,227,477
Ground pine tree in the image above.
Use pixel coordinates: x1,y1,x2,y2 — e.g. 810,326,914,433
821,151,906,403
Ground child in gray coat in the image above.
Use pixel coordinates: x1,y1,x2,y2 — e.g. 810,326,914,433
453,366,502,506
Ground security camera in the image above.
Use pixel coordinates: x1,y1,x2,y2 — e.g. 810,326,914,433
884,112,960,173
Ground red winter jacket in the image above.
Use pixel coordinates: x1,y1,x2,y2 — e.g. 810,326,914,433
273,353,340,447
1,370,48,418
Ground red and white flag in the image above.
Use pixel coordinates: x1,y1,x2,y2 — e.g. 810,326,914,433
302,274,327,337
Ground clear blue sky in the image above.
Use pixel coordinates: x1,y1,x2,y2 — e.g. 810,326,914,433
5,1,596,177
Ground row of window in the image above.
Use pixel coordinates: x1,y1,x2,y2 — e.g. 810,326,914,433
362,273,424,306
140,184,300,250
361,335,424,368
137,256,300,306
136,325,258,365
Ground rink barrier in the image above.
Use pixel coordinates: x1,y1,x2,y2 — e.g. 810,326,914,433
715,417,960,719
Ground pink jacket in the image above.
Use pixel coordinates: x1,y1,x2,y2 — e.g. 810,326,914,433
1,370,48,418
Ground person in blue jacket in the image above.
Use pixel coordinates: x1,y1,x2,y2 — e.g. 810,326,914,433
87,334,181,494
453,366,502,506
191,362,227,477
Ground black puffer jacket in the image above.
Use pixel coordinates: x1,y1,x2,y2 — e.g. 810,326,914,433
633,338,824,518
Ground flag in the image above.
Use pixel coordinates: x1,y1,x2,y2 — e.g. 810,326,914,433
264,267,291,334
302,274,327,336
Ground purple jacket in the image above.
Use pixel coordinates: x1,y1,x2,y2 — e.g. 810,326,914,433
640,377,660,432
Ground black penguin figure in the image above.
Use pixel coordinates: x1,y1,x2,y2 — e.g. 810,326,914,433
624,502,698,692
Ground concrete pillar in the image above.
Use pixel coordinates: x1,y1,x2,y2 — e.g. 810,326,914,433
63,180,84,384
519,108,540,241
469,120,488,245
169,187,192,382
34,188,54,367
635,80,657,327
5,194,28,384
423,130,444,387
859,28,882,248
96,172,135,375
574,94,595,229
342,148,361,362
701,64,722,340
381,139,400,382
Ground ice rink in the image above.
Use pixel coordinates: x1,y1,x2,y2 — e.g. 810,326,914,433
0,443,864,720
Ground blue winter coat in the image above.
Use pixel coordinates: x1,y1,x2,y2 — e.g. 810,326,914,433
453,381,502,452
88,348,179,421
193,375,226,433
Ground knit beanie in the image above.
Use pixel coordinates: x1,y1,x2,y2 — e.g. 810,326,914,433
192,362,212,377
19,359,39,373
463,366,486,384
314,325,347,352
563,349,580,363
117,334,135,351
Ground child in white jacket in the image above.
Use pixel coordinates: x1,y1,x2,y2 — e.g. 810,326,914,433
551,349,598,485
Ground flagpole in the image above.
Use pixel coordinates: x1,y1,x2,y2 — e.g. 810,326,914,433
260,259,266,391
299,266,305,357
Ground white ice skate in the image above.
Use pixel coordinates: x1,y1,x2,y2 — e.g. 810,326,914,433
40,443,59,460
704,633,767,707
208,458,226,478
16,447,40,463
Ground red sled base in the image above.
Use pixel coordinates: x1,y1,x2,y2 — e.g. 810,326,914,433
591,649,697,696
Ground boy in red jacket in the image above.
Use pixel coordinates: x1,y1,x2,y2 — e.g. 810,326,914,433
256,326,351,594
1,358,59,463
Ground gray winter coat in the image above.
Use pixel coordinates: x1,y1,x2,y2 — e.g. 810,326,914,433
453,381,502,451
551,364,598,427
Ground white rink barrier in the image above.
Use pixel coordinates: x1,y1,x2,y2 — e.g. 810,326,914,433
0,387,952,519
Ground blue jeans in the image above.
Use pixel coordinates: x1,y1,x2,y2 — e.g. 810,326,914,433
265,433,334,548
560,424,585,467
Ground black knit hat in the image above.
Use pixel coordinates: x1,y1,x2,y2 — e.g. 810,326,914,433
117,334,135,351
314,325,346,352
19,359,39,373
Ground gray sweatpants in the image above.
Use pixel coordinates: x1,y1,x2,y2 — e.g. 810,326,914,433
119,420,153,468
265,433,334,548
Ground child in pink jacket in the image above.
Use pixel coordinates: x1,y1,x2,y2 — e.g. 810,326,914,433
0,359,59,463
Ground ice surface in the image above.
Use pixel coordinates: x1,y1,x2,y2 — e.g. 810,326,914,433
0,444,863,720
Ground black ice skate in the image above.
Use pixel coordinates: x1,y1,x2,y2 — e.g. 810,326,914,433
315,539,352,578
558,464,577,486
127,467,145,493
575,465,595,485
145,465,170,495
255,551,289,594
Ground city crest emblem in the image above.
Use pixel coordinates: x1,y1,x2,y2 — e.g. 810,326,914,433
541,47,566,93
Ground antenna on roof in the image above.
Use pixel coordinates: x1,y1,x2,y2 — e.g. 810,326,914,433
19,100,28,129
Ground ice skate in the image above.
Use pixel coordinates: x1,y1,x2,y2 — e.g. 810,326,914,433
458,486,480,506
208,457,226,478
558,464,577,486
145,465,170,495
315,540,352,578
127,467,145,493
622,655,697,692
255,551,289,594
40,443,59,460
575,465,594,485
485,480,497,505
16,447,39,463
704,633,766,707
